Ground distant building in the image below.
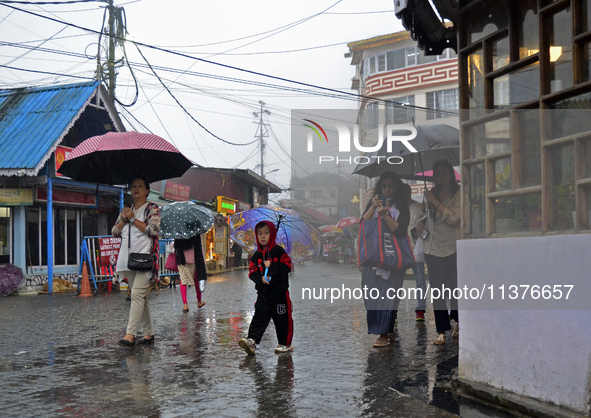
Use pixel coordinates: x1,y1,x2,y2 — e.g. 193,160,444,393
288,172,359,226
346,29,458,205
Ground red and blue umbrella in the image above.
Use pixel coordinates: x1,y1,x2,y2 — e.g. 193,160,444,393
335,216,360,229
229,205,321,263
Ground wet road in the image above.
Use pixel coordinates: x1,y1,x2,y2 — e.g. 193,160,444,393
0,262,509,417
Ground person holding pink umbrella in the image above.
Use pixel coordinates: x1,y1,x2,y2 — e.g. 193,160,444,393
113,176,161,347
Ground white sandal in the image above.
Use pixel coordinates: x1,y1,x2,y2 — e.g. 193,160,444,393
434,333,446,345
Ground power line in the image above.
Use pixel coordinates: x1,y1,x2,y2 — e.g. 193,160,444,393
0,63,93,79
134,42,259,147
325,9,394,15
0,4,459,117
0,0,103,4
203,0,343,59
154,1,340,49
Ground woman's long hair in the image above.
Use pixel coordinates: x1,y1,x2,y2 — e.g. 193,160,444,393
429,159,460,219
373,171,407,208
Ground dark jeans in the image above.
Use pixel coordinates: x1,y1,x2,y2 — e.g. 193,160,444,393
424,252,458,333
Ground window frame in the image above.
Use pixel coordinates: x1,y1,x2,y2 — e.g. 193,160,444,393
459,0,591,237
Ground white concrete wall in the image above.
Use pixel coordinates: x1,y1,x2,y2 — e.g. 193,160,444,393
457,234,591,413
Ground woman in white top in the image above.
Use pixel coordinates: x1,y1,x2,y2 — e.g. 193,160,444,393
416,160,461,345
112,177,161,347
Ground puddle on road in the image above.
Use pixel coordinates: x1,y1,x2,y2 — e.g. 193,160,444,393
391,355,514,417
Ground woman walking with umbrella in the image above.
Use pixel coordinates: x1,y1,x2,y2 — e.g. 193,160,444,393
113,176,161,347
159,201,214,313
416,159,461,345
174,235,207,312
361,171,410,347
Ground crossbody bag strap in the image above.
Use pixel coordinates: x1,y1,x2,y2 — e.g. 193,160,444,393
128,204,135,249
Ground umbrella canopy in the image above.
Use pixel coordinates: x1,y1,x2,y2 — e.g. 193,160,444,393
58,131,193,185
229,204,321,263
322,227,351,238
411,169,461,181
352,124,459,179
160,201,214,239
0,263,24,295
319,225,337,234
335,216,360,229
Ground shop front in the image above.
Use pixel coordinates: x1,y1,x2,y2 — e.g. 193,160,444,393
23,178,123,288
203,196,251,272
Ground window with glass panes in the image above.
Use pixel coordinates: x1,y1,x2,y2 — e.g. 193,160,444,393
386,96,415,124
27,207,79,267
364,102,379,131
459,0,591,236
426,89,459,119
362,47,457,82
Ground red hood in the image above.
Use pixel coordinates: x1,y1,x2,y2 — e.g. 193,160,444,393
255,220,277,253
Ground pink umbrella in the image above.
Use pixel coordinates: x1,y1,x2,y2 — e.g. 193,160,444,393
58,131,193,184
415,169,461,181
320,225,337,234
335,217,360,229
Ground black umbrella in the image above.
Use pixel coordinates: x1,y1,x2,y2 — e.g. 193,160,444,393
160,201,215,239
352,124,460,183
0,263,24,296
58,131,193,185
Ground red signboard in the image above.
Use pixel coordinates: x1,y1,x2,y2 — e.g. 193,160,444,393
55,145,74,177
36,187,96,206
98,237,122,266
160,181,190,201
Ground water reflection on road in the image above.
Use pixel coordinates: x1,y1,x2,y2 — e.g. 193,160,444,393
0,262,507,417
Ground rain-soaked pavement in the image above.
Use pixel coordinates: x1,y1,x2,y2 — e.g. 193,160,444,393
0,262,512,417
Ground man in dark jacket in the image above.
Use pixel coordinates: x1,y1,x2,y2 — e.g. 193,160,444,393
239,220,293,355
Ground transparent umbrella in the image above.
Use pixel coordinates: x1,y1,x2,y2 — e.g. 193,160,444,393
160,201,215,239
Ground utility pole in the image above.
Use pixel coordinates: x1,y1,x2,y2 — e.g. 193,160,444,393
107,0,116,100
253,101,270,177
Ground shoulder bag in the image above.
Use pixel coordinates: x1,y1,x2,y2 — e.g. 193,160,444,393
358,217,415,271
127,224,156,271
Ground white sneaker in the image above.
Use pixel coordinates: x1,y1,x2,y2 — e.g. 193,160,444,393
274,345,294,354
239,338,256,355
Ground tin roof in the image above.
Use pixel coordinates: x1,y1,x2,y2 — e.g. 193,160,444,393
0,81,101,176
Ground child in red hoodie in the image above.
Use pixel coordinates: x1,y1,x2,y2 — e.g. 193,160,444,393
239,220,293,355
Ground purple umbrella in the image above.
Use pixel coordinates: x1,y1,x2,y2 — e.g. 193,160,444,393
228,205,321,263
0,264,24,295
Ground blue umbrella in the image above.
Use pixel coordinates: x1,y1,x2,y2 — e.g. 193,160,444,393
229,204,321,263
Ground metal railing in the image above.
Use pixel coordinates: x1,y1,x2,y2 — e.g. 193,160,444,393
80,236,179,288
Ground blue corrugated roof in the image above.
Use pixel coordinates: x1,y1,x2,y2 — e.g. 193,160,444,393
0,81,99,173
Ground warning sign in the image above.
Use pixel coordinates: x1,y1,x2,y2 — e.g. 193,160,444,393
98,237,122,266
